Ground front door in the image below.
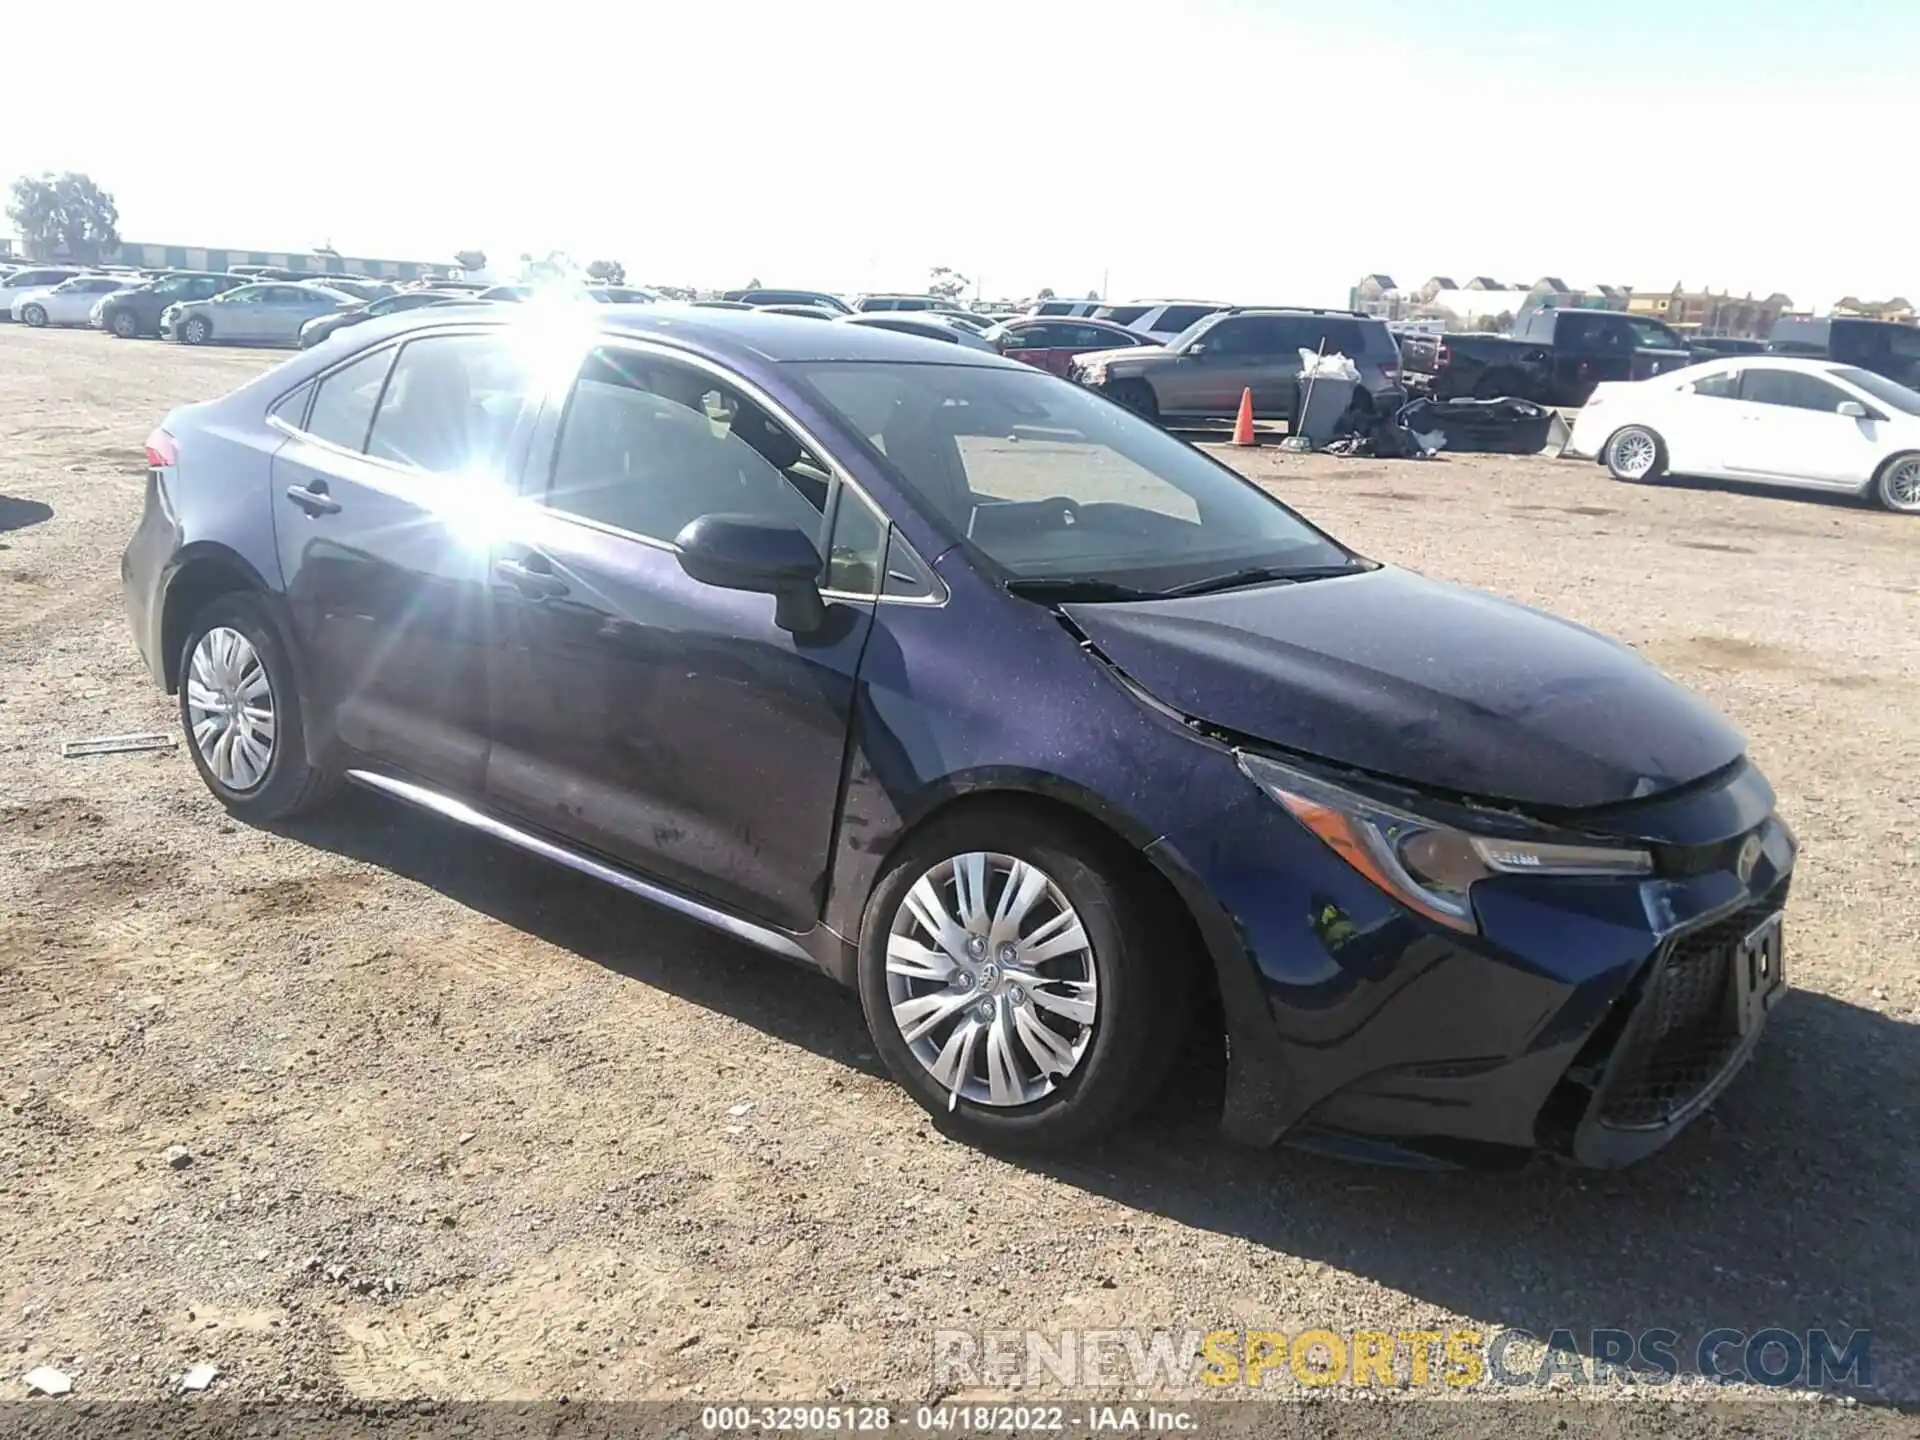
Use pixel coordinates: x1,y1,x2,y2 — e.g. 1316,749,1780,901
1727,367,1884,485
486,344,877,931
269,328,537,792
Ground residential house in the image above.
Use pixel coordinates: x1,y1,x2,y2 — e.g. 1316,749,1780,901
1832,296,1916,324
1628,284,1793,338
1349,273,1404,319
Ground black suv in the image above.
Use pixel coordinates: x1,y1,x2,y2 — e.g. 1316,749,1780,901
1768,315,1920,390
1069,308,1403,424
98,271,250,338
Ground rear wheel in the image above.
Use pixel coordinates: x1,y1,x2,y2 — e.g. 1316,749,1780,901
1874,453,1920,514
181,315,212,345
857,805,1186,1153
1106,379,1160,425
177,593,339,821
1604,425,1666,483
21,304,47,328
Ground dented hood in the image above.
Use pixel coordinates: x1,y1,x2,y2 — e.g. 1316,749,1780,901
1064,567,1745,810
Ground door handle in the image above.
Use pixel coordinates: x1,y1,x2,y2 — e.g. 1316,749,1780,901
493,556,569,599
284,482,341,515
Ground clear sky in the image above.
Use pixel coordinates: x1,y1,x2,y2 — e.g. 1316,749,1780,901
3,0,1912,309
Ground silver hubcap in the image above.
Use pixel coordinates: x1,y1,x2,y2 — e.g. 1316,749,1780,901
1611,430,1657,479
886,852,1098,1109
186,627,275,791
186,320,206,341
1886,458,1920,511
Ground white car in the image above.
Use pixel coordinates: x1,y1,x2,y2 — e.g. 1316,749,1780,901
11,274,137,327
1569,356,1920,515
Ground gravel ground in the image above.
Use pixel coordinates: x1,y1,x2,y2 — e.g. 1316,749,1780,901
0,327,1915,1414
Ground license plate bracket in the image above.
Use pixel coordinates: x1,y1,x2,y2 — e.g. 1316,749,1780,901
1729,913,1786,1035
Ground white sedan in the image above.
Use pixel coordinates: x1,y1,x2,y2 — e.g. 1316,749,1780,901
1569,356,1920,514
11,274,138,328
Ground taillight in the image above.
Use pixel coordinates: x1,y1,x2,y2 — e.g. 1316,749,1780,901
1382,363,1401,382
144,428,178,469
1435,343,1451,369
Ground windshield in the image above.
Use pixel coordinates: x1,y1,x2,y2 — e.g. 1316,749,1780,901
793,362,1353,592
1834,367,1920,416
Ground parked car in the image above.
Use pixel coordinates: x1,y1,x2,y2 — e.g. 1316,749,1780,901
1094,300,1229,343
692,299,756,310
163,282,356,347
1026,299,1105,318
306,277,397,303
839,312,1002,352
755,303,839,320
121,306,1796,1168
97,271,251,338
1070,308,1404,425
1398,308,1694,406
1767,315,1920,391
588,287,659,305
0,266,83,321
1568,357,1920,513
299,289,475,348
1688,336,1767,362
854,293,945,312
12,274,137,327
994,317,1156,377
724,288,852,314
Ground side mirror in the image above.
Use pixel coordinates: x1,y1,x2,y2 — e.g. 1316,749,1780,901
674,513,826,634
1185,342,1208,357
1836,400,1868,419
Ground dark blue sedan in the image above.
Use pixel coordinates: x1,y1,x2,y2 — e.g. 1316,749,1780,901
121,306,1796,1167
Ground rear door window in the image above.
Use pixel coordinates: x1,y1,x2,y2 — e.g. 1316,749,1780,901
366,333,534,475
302,348,395,450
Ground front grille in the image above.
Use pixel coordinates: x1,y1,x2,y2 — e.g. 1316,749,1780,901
1596,880,1787,1129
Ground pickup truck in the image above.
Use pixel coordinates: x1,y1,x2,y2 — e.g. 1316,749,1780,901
1398,308,1695,407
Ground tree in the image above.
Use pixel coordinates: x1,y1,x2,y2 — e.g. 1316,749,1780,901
7,171,120,262
585,259,625,284
745,277,763,290
453,249,487,271
1036,286,1055,301
928,265,970,301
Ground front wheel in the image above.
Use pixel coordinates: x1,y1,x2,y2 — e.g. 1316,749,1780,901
177,593,339,821
1106,379,1160,425
1874,453,1920,514
857,806,1184,1152
110,310,141,339
21,304,47,328
180,315,212,345
1604,425,1666,483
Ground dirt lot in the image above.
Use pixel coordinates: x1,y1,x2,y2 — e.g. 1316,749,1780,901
1,325,1916,1409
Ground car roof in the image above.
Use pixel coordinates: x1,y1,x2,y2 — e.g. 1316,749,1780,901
319,303,1027,368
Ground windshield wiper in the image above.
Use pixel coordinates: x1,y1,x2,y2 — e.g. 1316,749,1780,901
1157,561,1368,598
1004,577,1159,603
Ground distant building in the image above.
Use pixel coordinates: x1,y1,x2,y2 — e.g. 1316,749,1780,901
1349,273,1404,319
37,238,455,282
1627,284,1793,338
1832,296,1916,324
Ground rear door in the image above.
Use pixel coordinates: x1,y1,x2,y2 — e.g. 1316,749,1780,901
269,328,538,791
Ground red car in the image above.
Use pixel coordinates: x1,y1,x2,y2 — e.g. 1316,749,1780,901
993,317,1155,377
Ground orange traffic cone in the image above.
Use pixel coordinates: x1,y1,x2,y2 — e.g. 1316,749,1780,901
1232,387,1257,446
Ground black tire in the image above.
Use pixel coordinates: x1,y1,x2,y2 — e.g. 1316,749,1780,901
1107,379,1161,425
856,803,1186,1152
180,314,212,346
109,310,141,339
21,304,47,328
1603,424,1667,483
176,593,339,821
1872,452,1920,515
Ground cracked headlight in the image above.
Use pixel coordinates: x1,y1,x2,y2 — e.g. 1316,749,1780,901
1238,751,1652,933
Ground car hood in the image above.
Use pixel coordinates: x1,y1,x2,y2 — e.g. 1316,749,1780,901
1063,567,1745,810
